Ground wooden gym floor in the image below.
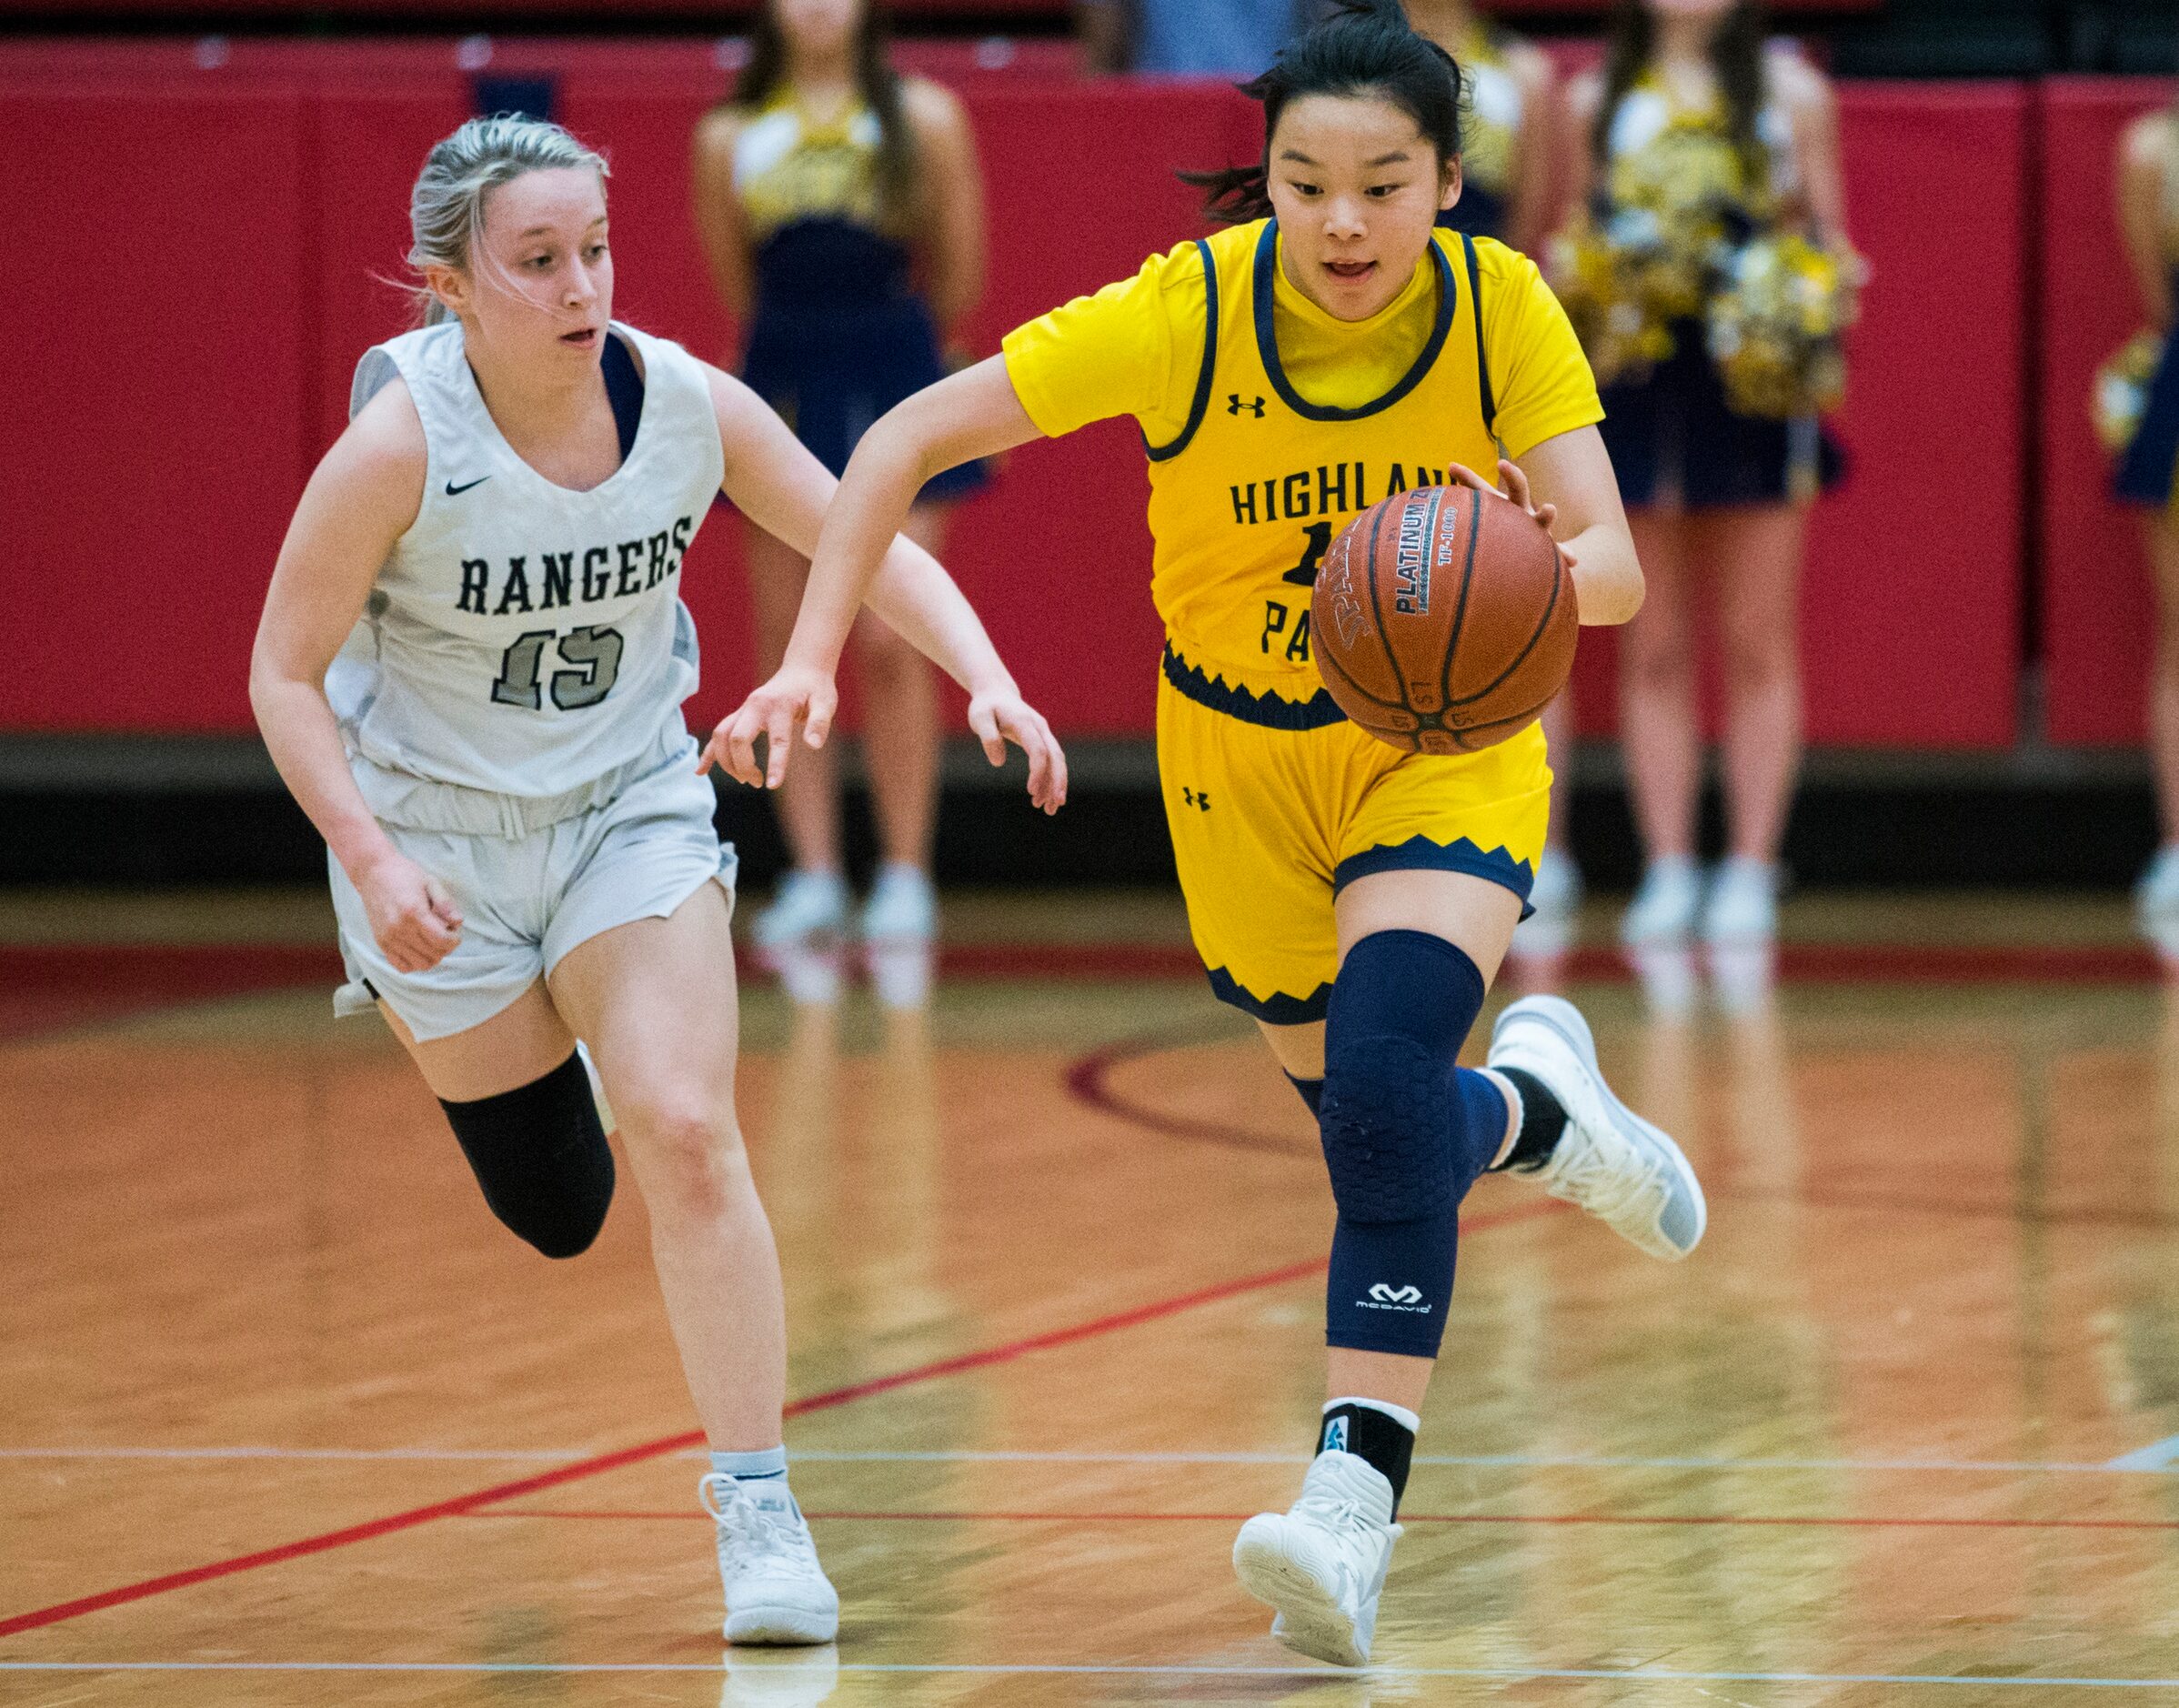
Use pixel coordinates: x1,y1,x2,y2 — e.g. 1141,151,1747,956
4,888,2179,1705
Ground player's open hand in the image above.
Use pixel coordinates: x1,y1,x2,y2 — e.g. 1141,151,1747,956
352,848,463,973
1446,457,1579,572
702,662,840,790
967,685,1069,815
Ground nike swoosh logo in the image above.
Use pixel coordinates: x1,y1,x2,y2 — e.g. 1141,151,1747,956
444,476,490,496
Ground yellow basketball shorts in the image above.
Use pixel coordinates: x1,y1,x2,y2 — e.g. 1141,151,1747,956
1156,646,1551,1025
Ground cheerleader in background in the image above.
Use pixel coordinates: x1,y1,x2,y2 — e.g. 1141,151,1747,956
694,0,989,959
1556,0,1853,950
1406,0,1556,252
2114,94,2179,944
1404,0,1585,940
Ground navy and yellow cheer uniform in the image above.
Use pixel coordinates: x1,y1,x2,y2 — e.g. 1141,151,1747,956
1436,27,1525,243
1002,221,1602,1021
2119,113,2179,510
732,91,984,500
1594,72,1843,508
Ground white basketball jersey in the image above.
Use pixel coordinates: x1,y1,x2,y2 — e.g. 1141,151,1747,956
327,320,726,798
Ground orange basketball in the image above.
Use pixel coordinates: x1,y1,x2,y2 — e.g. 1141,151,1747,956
1310,483,1577,755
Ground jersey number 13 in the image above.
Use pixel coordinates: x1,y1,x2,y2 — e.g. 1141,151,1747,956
491,626,625,711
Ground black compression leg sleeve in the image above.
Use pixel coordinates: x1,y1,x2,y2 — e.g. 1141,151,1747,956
438,1052,615,1259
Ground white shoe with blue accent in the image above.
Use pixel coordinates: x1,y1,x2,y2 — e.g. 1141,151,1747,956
1620,856,1702,948
859,863,938,945
1489,994,1706,1261
700,1473,840,1645
753,870,850,950
2137,845,2179,952
1232,1450,1401,1667
1700,857,1782,947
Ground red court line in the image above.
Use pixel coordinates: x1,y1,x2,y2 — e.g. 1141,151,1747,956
0,1200,1562,1640
476,1508,2179,1533
1065,1035,1304,1153
0,1245,1340,1640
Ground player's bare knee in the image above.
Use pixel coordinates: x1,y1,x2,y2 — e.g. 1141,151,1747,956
617,1092,743,1214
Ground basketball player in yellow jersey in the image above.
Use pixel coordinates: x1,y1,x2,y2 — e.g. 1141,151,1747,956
715,0,1706,1665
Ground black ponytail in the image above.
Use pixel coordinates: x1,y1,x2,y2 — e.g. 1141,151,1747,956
1182,0,1466,226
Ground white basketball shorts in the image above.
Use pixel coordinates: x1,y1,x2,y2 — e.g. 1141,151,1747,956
328,724,736,1042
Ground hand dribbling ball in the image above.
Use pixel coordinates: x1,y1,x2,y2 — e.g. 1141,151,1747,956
1310,483,1577,755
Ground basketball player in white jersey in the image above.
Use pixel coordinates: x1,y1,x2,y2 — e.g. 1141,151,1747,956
249,115,1065,1646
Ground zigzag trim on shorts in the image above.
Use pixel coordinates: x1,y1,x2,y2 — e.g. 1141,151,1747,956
1203,965,1335,1025
1161,644,1348,731
1331,836,1537,905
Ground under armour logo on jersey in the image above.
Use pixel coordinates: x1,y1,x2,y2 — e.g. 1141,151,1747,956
1369,1283,1423,1305
1227,394,1266,417
1321,1415,1350,1454
1181,787,1211,812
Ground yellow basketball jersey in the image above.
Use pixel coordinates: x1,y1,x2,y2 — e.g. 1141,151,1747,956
1144,219,1504,711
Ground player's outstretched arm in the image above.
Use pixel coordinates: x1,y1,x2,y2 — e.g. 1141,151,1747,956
1448,427,1642,627
249,387,466,972
701,363,1065,811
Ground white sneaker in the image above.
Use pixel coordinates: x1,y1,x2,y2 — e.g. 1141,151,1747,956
866,941,933,1009
2137,846,2179,947
1626,944,1699,1020
1526,845,1584,924
768,940,844,1007
1232,1450,1401,1667
752,870,850,950
1700,858,1781,947
1511,847,1582,959
859,863,937,945
1488,994,1706,1261
699,1472,840,1646
1620,856,1702,947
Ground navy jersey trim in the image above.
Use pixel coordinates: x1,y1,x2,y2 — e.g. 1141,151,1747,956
1162,643,1348,730
1461,234,1497,438
1250,220,1456,424
602,330,646,463
1204,964,1334,1025
1145,239,1220,464
1332,834,1536,919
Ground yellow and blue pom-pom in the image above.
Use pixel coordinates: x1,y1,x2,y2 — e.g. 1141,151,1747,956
2094,329,2165,454
1707,234,1866,419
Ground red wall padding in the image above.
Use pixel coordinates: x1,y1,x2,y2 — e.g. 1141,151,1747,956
0,54,2022,749
0,81,310,733
1796,83,2029,747
2039,77,2178,747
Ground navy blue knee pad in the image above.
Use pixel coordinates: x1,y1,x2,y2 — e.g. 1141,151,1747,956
438,1052,615,1259
1319,930,1508,1358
